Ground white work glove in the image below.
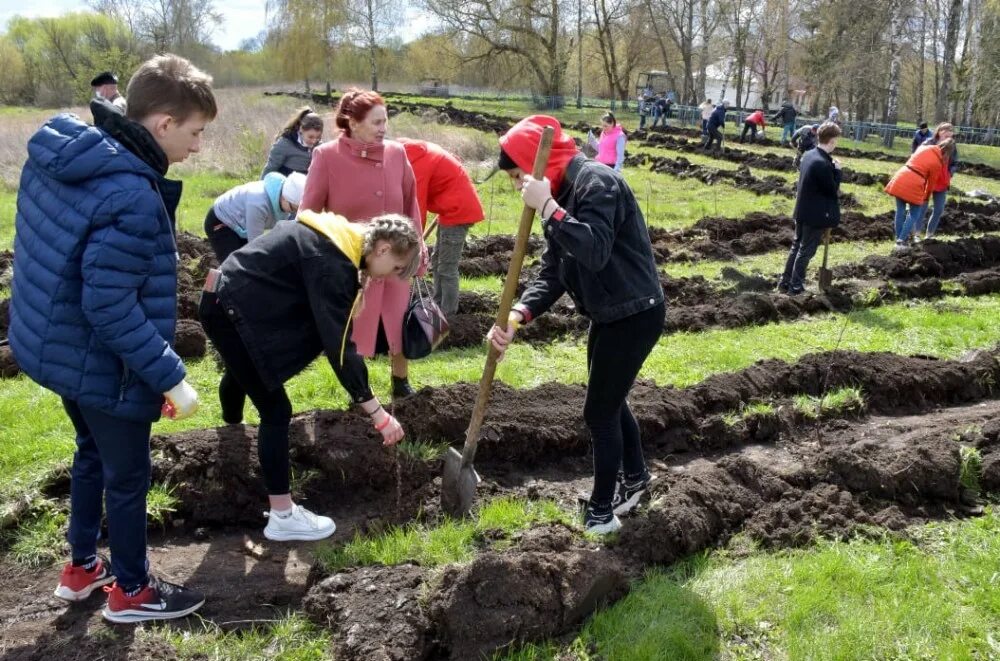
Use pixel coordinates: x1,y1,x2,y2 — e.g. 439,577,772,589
519,174,551,213
162,380,199,420
486,311,522,361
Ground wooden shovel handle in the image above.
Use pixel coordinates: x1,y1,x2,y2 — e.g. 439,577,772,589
422,216,439,240
821,228,831,269
461,127,555,467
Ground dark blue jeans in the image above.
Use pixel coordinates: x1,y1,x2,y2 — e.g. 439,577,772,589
780,223,826,292
63,398,151,591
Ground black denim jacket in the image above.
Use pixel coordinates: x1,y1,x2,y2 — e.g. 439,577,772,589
518,155,664,325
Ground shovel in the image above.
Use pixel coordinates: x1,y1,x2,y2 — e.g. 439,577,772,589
441,126,555,517
422,216,439,241
818,229,833,291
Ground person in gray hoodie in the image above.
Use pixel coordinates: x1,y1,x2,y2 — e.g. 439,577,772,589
205,172,306,261
261,107,323,177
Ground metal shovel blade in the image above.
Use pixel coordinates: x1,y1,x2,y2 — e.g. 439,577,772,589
441,446,479,517
818,229,833,291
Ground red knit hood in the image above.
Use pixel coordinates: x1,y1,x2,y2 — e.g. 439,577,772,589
499,115,579,195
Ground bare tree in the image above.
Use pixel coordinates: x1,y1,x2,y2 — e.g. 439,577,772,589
591,0,643,101
424,0,572,104
884,0,914,145
345,0,403,91
267,0,342,94
935,0,962,120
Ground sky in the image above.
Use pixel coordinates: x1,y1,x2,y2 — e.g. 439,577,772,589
0,0,434,51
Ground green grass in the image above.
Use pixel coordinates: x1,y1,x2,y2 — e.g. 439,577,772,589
146,482,180,527
959,446,983,493
4,294,1000,512
396,438,449,462
502,507,1000,660
313,496,569,573
6,508,67,567
793,386,866,420
155,613,331,660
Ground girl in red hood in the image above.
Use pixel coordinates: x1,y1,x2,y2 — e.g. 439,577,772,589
488,115,665,535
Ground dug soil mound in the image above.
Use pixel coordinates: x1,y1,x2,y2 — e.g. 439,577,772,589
650,200,1000,262
625,153,861,207
633,133,890,187
5,349,999,659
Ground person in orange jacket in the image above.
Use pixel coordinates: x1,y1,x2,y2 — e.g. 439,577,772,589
884,138,955,249
399,139,485,318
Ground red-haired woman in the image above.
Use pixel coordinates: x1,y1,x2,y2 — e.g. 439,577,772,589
300,89,426,399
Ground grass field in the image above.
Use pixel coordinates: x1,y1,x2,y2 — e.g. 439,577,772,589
2,89,999,659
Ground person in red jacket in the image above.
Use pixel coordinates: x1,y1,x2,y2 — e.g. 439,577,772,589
399,139,485,318
739,109,766,143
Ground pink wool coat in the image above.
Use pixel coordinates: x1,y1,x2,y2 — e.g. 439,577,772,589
300,135,424,357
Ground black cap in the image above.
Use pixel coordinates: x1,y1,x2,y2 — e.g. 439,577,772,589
919,122,928,129
90,71,118,87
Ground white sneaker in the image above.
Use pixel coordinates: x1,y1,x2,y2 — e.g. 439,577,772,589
263,504,336,541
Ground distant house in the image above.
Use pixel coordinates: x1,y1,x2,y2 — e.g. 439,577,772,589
703,57,762,109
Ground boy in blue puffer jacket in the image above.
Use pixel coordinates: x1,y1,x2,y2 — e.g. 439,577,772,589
9,54,217,624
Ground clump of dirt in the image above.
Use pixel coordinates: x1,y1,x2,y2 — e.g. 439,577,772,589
427,525,628,659
0,297,9,339
152,410,438,527
303,524,628,661
304,564,434,661
0,344,19,378
174,318,207,358
847,235,1000,280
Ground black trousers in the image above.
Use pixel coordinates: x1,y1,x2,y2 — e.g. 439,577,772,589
204,208,246,264
200,294,293,494
703,126,724,150
740,122,758,142
780,223,825,292
585,303,665,509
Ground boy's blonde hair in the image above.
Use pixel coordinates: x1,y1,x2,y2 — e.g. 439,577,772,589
126,54,217,123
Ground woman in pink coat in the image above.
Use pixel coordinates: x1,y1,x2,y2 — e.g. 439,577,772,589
300,89,426,399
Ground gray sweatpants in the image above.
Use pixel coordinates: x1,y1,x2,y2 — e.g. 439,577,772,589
432,224,471,317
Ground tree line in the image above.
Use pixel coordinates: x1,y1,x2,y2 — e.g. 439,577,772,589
1,0,998,128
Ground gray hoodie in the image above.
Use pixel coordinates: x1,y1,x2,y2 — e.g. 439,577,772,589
212,179,288,241
261,134,314,178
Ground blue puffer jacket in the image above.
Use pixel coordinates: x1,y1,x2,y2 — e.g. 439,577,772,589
10,113,185,422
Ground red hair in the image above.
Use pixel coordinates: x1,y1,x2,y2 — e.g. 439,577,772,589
335,88,385,137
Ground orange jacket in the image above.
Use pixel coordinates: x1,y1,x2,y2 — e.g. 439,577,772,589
400,139,484,227
884,144,945,205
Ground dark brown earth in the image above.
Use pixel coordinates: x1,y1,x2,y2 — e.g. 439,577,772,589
441,234,1000,348
633,132,891,187
266,91,1000,183
648,199,1000,263
1,348,998,658
624,152,862,207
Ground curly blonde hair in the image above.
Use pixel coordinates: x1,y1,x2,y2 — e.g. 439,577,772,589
362,214,421,280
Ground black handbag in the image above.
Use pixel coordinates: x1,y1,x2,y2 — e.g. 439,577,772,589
402,277,449,359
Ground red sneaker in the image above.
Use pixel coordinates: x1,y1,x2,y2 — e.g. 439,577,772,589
53,554,115,602
102,576,205,624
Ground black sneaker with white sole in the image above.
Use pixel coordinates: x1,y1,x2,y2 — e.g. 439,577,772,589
612,473,655,516
102,576,205,624
582,503,622,535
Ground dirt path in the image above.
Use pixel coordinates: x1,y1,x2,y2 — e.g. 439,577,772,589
2,349,998,659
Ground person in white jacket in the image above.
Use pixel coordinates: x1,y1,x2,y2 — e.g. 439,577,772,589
204,172,306,262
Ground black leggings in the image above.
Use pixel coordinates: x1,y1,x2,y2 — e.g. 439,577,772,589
204,208,247,264
585,302,665,509
199,294,293,495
